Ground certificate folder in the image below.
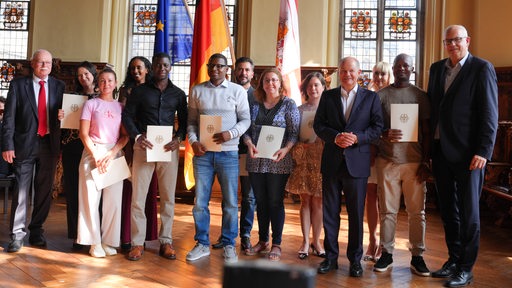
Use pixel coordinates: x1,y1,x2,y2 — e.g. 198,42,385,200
91,156,131,190
255,126,285,160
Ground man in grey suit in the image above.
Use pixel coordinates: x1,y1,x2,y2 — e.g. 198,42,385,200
427,25,499,287
2,49,65,252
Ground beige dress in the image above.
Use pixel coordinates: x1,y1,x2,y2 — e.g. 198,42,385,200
285,103,323,197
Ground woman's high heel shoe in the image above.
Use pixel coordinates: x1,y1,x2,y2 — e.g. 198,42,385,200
298,250,308,259
310,244,326,258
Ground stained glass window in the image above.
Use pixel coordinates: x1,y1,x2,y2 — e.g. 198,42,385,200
130,0,237,93
341,0,422,86
0,0,30,96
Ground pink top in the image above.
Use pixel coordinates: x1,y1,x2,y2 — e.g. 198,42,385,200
81,98,123,144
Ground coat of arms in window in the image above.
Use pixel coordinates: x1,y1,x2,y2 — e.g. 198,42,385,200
2,2,24,29
350,11,372,38
389,11,412,39
135,5,157,33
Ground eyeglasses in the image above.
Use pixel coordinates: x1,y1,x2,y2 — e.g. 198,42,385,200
443,37,467,45
263,78,280,84
207,64,227,69
35,61,52,66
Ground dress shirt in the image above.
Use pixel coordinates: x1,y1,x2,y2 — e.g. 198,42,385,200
122,79,188,140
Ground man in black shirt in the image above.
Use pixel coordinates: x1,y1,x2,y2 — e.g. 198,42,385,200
122,52,188,261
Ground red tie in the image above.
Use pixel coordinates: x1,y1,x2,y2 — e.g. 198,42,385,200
37,80,47,136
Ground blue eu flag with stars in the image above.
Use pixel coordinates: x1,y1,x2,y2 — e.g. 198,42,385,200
154,0,193,64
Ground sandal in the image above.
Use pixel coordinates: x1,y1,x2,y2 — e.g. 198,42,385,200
363,244,381,262
245,241,269,256
268,245,281,262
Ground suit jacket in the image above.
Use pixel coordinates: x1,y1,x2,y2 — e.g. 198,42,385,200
2,75,65,159
427,53,498,163
313,86,383,178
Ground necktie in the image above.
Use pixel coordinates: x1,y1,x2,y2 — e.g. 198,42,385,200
38,80,47,136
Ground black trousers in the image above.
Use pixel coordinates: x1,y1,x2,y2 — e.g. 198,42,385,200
432,143,484,272
10,136,59,240
61,138,84,239
322,160,367,263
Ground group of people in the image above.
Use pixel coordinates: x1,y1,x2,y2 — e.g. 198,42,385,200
313,24,498,288
1,24,498,288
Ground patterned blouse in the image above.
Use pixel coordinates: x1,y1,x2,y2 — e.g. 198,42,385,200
244,96,300,174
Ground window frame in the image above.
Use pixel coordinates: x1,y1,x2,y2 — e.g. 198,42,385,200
339,0,424,87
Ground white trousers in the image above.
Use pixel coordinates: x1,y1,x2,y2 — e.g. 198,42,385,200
77,143,123,247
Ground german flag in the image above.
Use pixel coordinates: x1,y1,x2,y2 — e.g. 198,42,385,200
184,0,232,190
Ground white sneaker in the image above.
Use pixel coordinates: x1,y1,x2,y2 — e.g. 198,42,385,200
102,244,117,256
186,243,210,261
89,244,106,258
223,245,238,263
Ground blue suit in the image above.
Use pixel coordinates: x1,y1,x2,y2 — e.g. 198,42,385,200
2,75,64,241
427,53,498,272
313,86,383,263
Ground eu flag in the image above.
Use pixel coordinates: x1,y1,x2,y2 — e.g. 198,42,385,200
154,0,193,64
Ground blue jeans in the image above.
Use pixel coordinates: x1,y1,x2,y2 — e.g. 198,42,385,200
193,151,239,246
239,175,255,238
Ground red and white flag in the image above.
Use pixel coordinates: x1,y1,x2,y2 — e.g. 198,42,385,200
276,0,302,105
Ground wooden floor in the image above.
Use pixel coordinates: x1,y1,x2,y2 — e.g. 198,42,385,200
0,194,511,288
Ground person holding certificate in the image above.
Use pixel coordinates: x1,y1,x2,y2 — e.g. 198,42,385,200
285,72,326,260
61,61,99,250
186,53,250,264
243,68,300,261
373,53,432,276
77,68,129,258
122,52,187,261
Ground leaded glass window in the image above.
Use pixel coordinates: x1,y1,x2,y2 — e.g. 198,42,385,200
0,0,30,96
341,0,422,86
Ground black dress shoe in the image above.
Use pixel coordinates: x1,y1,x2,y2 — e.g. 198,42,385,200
444,271,473,287
432,261,457,278
349,262,363,277
29,234,47,247
241,236,252,251
7,239,23,253
317,258,339,274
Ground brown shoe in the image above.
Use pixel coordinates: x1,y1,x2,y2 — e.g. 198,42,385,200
127,245,144,261
159,243,177,260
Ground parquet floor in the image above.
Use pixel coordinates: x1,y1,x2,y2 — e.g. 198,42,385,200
0,194,511,287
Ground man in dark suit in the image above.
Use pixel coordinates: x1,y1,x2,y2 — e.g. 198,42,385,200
2,49,65,253
313,56,383,277
427,25,498,287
